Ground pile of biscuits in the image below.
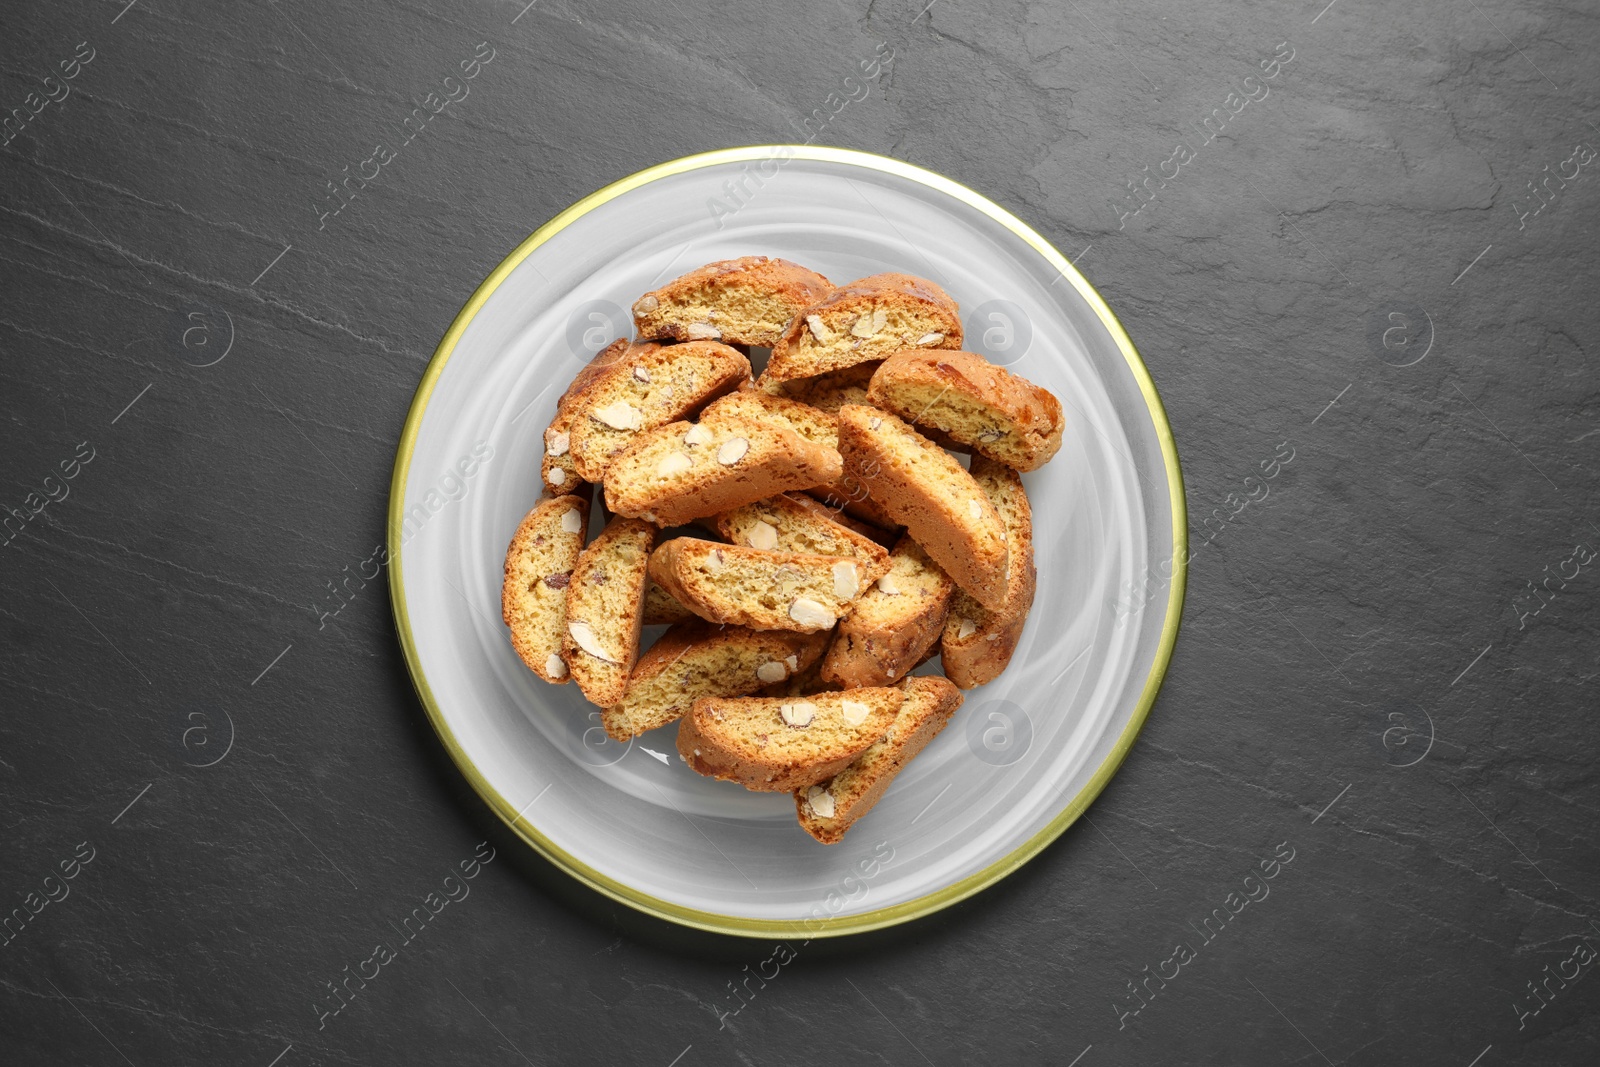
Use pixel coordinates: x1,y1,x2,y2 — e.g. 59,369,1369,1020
502,256,1066,844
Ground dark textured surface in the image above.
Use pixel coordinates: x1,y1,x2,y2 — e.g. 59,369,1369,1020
3,0,1598,1064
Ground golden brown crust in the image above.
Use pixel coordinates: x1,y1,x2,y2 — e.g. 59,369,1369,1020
867,350,1064,471
763,274,962,385
602,622,830,740
795,676,963,843
821,536,954,688
501,493,592,683
561,517,656,706
602,416,843,528
941,457,1037,688
567,340,750,482
835,404,1009,610
677,689,901,792
647,538,868,633
632,257,832,347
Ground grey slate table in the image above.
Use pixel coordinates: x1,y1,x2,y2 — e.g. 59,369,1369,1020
3,1,1597,1064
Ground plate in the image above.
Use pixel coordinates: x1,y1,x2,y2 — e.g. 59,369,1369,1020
388,147,1186,937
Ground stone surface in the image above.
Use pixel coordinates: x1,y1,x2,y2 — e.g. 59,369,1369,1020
2,0,1597,1064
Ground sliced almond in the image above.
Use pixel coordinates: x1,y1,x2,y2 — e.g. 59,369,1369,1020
756,660,788,683
592,400,642,430
968,499,983,519
547,429,570,456
832,561,861,600
876,574,900,595
655,451,693,477
780,701,816,727
978,428,1004,443
840,699,870,726
632,366,651,384
916,331,945,346
560,509,583,534
788,597,835,629
784,653,799,670
633,295,659,313
851,308,888,337
748,520,779,551
805,785,836,818
716,438,749,465
869,416,882,431
544,652,568,678
806,314,834,343
686,322,721,340
566,620,616,663
548,466,567,485
704,549,725,572
683,423,714,446
956,617,978,639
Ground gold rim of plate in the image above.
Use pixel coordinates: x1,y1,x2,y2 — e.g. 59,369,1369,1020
387,145,1189,938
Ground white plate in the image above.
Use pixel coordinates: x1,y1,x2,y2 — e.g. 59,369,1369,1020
388,147,1186,937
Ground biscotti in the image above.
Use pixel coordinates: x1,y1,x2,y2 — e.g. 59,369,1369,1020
941,457,1037,688
501,494,592,683
632,257,832,347
714,494,890,580
822,536,954,688
562,517,656,706
567,340,750,482
796,676,964,844
677,688,902,792
762,274,961,386
602,415,842,527
835,404,1009,610
602,622,829,740
502,257,1060,843
867,349,1064,471
648,538,870,633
